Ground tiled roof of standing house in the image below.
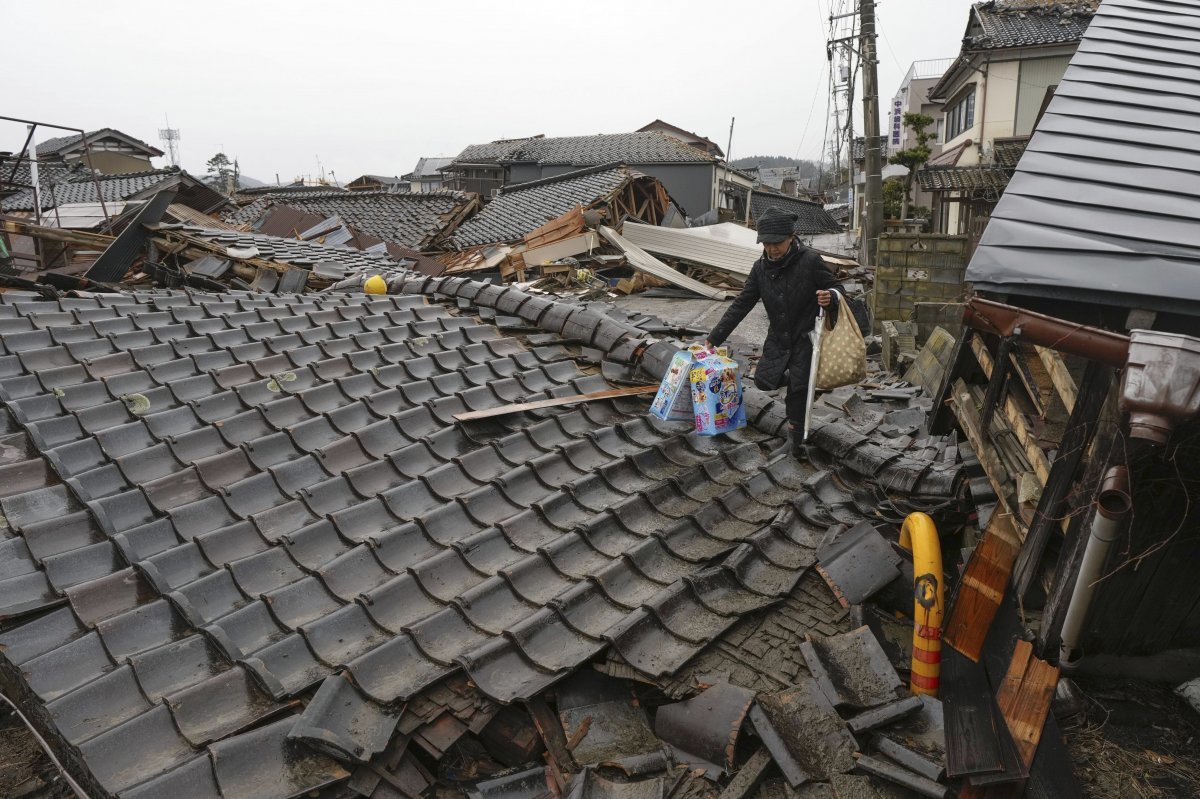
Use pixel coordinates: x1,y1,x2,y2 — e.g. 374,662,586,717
917,164,1012,192
450,164,633,247
35,128,164,158
447,136,543,166
223,190,476,250
0,272,963,797
505,131,718,165
992,136,1031,169
750,192,844,235
970,0,1099,49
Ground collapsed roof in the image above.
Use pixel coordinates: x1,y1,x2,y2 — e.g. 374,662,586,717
0,269,963,797
0,164,227,216
450,164,665,248
223,190,477,251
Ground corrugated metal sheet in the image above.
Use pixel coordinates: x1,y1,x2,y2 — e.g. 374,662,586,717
967,0,1200,315
599,226,729,300
41,201,133,229
622,222,758,278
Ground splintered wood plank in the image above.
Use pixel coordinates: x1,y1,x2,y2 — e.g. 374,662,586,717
944,513,1022,662
960,643,1065,798
970,338,1051,486
942,648,1005,779
453,385,657,421
1035,346,1077,415
949,379,1030,537
999,648,1059,768
1013,361,1114,599
994,640,1034,719
1008,348,1046,417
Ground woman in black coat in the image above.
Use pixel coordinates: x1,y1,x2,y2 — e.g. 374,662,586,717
707,208,837,457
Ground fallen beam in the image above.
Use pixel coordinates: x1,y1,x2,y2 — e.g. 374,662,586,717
1035,346,1077,415
949,379,1028,537
944,512,1022,662
2,218,115,248
1012,361,1114,600
970,337,1051,486
454,385,658,422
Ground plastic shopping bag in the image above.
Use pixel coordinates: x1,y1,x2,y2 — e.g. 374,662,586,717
689,350,747,436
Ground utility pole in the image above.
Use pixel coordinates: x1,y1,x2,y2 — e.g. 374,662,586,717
860,0,884,268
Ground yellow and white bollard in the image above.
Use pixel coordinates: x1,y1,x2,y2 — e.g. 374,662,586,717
899,512,944,697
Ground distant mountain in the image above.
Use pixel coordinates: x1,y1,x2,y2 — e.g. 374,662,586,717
732,155,812,170
237,174,267,189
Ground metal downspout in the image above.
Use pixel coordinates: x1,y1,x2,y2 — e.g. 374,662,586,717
900,512,944,696
1058,466,1132,668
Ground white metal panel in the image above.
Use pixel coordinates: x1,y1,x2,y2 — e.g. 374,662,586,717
598,226,729,300
621,222,758,278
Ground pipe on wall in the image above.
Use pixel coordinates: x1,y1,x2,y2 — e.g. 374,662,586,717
900,512,944,696
962,297,1130,367
1059,465,1132,668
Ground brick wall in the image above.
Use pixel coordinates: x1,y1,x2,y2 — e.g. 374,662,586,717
870,234,970,333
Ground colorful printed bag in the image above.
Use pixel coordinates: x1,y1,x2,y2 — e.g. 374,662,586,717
649,346,704,422
689,350,747,436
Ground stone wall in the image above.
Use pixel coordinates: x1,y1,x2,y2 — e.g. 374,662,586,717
870,233,970,333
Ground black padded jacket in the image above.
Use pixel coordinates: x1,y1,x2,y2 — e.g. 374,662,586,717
708,243,839,391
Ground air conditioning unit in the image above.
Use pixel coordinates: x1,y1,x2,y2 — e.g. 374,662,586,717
490,188,501,198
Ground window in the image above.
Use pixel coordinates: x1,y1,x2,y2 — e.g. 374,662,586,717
946,88,976,140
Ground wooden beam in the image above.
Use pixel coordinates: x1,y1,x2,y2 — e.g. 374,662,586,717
995,640,1059,769
970,338,1051,486
1007,348,1045,418
945,512,1022,662
454,385,658,422
1035,346,1077,415
2,219,114,248
1012,360,1114,600
950,379,1029,538
981,335,1015,429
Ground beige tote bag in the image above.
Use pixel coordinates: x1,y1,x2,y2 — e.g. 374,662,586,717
814,290,867,390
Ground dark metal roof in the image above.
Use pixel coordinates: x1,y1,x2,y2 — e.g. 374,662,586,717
223,190,474,250
917,164,1012,193
0,273,962,796
967,0,1200,312
450,164,631,247
750,193,844,235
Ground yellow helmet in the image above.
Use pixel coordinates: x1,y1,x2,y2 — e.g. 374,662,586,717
363,275,387,295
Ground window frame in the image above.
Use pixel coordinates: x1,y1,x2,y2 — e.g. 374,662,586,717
945,86,977,141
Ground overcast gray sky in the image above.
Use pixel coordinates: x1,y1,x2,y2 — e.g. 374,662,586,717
4,0,971,184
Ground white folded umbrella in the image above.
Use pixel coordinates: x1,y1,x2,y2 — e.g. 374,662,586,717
802,305,827,442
